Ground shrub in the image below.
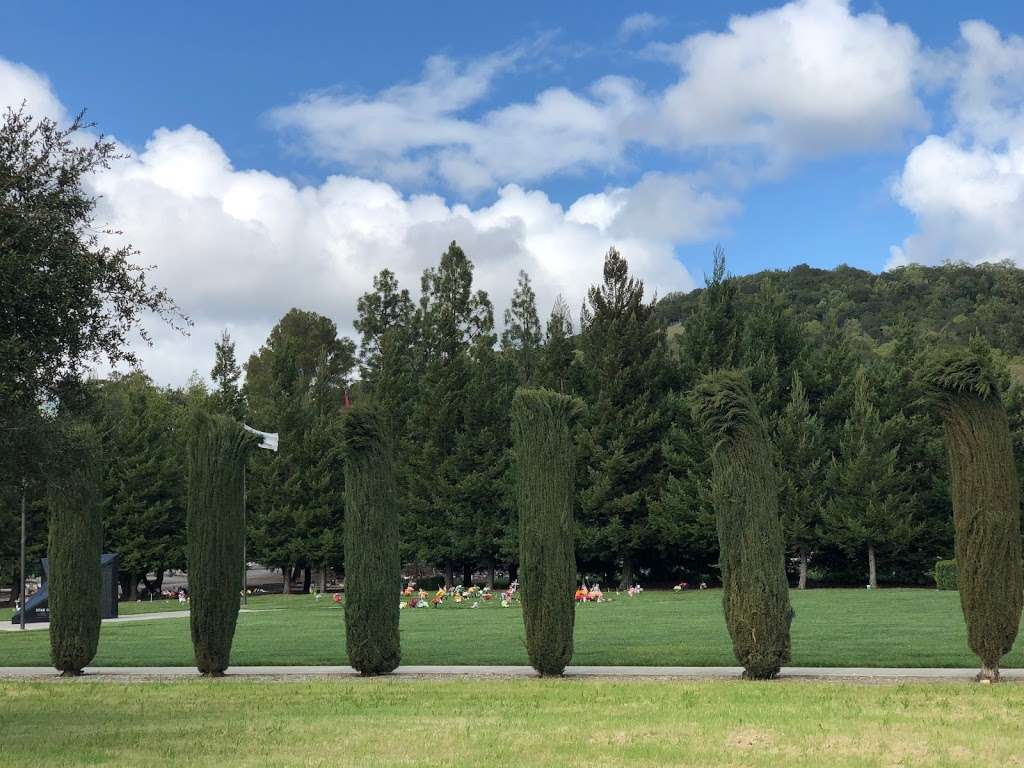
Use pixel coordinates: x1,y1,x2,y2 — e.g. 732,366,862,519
922,347,1023,682
691,370,793,680
341,403,401,675
511,388,581,676
934,559,958,591
48,423,103,676
186,410,251,675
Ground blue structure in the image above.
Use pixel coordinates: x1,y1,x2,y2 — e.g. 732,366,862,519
11,553,119,624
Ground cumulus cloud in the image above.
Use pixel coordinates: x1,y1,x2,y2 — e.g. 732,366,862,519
272,0,927,190
890,22,1024,268
618,13,665,40
0,57,64,120
652,0,926,165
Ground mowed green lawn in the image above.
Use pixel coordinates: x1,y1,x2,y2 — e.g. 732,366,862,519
3,678,1024,767
3,588,1023,668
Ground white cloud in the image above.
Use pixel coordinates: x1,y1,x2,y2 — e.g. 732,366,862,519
653,0,926,165
619,13,665,40
0,57,65,120
86,126,721,386
890,22,1024,268
272,0,926,190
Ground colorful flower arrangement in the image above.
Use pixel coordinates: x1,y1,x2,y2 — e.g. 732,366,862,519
398,581,518,610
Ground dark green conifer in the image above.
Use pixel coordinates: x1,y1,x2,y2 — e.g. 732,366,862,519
48,423,103,676
922,346,1022,682
511,388,580,676
186,410,251,675
341,403,401,675
691,370,793,679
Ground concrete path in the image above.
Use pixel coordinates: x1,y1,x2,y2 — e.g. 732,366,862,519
1,665,1020,681
0,608,273,633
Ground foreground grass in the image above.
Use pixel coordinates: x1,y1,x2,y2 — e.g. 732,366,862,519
3,678,1023,767
3,589,1022,668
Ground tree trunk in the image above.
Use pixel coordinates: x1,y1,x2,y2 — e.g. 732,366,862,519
509,563,518,583
127,575,139,601
487,561,495,589
154,570,165,594
320,564,328,593
282,567,291,594
798,549,808,590
868,544,877,589
301,565,312,594
462,563,472,587
978,663,1000,683
444,562,454,588
619,555,634,591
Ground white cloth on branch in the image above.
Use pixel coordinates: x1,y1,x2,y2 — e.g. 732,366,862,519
243,425,279,451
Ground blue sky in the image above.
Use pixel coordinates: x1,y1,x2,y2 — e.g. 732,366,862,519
2,1,1022,383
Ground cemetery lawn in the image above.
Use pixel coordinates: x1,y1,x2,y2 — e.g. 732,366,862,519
3,588,1023,668
3,678,1024,767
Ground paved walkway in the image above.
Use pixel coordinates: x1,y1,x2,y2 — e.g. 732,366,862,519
1,665,1020,681
0,608,273,633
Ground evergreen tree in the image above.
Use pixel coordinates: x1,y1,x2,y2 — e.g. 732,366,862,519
186,410,252,675
456,311,515,586
658,248,742,583
692,370,792,680
777,372,826,588
922,345,1022,682
406,242,491,581
577,248,670,588
502,270,542,387
677,246,739,382
824,367,919,588
512,388,580,676
244,309,355,592
538,295,576,394
97,375,184,599
47,423,103,676
341,403,400,675
210,330,245,420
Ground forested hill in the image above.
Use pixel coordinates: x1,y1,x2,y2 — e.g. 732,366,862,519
656,261,1024,356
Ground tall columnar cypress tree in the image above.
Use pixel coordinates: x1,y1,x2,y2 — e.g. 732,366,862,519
922,347,1022,682
511,388,580,676
692,370,793,679
341,403,401,675
48,423,103,676
186,411,251,676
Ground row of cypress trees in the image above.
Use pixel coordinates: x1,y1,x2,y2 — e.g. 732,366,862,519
42,346,1023,682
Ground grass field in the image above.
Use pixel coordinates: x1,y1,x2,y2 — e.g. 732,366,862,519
3,678,1023,767
3,588,1023,668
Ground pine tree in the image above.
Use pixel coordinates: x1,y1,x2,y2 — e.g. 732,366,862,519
824,367,919,589
578,247,670,587
47,423,103,676
210,330,245,420
512,388,580,676
922,345,1023,682
98,374,184,599
538,295,576,394
501,270,542,387
691,370,792,680
186,410,252,675
341,403,400,675
406,242,491,580
777,372,826,589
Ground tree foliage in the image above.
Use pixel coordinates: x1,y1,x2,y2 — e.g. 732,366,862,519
922,345,1023,681
692,370,792,679
512,388,580,676
47,423,103,675
341,403,401,675
186,410,252,675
